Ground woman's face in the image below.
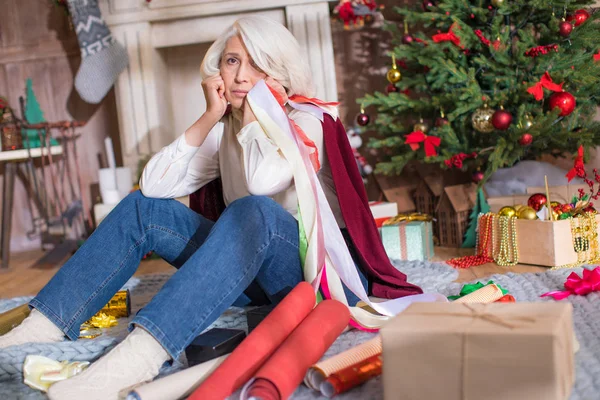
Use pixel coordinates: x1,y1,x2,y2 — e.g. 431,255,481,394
220,35,267,109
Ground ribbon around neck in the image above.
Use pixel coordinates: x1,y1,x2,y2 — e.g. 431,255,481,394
527,72,564,101
448,281,508,301
541,267,600,300
405,131,441,157
566,145,584,182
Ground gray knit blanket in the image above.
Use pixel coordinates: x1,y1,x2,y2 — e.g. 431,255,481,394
0,261,598,400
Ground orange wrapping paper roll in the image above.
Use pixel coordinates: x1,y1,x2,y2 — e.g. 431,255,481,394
189,282,316,400
320,353,383,398
305,336,381,390
243,300,350,400
454,283,504,304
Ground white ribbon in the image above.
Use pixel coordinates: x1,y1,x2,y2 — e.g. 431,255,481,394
247,81,446,328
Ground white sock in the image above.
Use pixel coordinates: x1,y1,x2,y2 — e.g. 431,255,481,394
0,309,65,349
48,328,170,400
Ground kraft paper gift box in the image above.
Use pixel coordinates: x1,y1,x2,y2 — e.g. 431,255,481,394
381,302,574,400
487,214,600,267
379,221,434,261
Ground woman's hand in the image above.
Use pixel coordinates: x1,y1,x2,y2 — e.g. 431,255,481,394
265,77,289,106
202,74,228,121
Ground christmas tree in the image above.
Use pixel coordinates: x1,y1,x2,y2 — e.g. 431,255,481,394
359,1,600,183
24,79,58,148
462,187,490,247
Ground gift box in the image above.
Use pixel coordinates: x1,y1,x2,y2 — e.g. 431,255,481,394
381,302,574,400
368,201,398,227
379,220,434,261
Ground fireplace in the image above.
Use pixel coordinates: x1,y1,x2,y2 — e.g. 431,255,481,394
99,0,338,170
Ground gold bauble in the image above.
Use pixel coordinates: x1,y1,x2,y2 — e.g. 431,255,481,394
387,67,402,84
498,206,517,217
517,206,538,220
514,204,524,212
522,113,534,130
472,105,495,133
413,120,429,133
491,0,504,7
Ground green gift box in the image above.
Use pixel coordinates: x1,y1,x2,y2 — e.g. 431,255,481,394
380,221,434,261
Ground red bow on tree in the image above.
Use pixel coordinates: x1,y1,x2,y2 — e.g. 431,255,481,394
405,131,441,157
566,145,585,182
432,24,463,49
594,51,600,62
527,72,564,101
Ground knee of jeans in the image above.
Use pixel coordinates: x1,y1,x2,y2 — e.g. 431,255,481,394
225,196,278,227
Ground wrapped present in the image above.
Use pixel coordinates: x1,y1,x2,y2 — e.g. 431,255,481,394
368,201,398,227
379,218,434,261
381,302,574,400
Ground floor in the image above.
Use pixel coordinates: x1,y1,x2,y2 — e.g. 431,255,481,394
0,247,547,299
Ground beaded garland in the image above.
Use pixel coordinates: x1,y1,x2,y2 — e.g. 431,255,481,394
447,213,495,268
551,212,600,270
493,215,518,266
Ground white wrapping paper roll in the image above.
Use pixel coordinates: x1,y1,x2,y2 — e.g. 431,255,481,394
126,355,227,400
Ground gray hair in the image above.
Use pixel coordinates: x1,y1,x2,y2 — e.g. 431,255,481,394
200,16,315,97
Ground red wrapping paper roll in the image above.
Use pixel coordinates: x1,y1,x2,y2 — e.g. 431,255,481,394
189,282,316,400
243,300,350,400
495,294,516,303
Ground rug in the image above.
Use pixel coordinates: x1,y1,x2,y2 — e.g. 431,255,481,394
0,260,597,400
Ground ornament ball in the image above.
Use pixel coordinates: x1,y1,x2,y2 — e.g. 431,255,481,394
519,133,533,146
522,113,534,129
492,108,512,130
527,193,547,211
491,0,504,6
472,171,484,183
518,206,538,220
356,112,370,126
559,20,573,37
402,34,414,44
386,67,402,84
435,117,449,127
413,120,429,133
386,83,399,94
472,105,495,133
567,9,590,26
498,206,517,218
549,92,576,116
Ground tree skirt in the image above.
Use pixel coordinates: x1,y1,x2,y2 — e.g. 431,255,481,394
0,261,597,400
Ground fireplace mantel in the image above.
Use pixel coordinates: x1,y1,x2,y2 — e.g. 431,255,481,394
99,0,338,171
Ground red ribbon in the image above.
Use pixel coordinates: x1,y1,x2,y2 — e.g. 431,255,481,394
474,29,490,46
566,145,584,182
594,51,600,62
405,131,441,157
432,24,463,49
541,267,600,300
526,72,564,101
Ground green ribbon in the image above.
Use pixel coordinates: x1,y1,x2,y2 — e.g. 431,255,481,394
447,280,508,301
297,207,323,303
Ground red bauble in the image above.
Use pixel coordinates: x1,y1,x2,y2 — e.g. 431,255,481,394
549,91,576,116
386,84,399,94
356,112,370,126
559,21,573,37
435,117,449,127
518,133,533,146
472,171,484,183
528,193,547,212
491,109,512,130
402,34,414,44
567,9,590,26
422,0,434,11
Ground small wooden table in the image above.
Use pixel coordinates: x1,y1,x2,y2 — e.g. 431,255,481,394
0,146,63,269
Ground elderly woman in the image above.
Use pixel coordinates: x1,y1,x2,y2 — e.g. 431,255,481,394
0,16,421,399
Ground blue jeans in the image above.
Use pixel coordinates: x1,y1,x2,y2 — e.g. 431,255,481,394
30,191,367,359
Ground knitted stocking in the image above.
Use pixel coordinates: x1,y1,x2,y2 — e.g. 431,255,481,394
66,0,129,104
